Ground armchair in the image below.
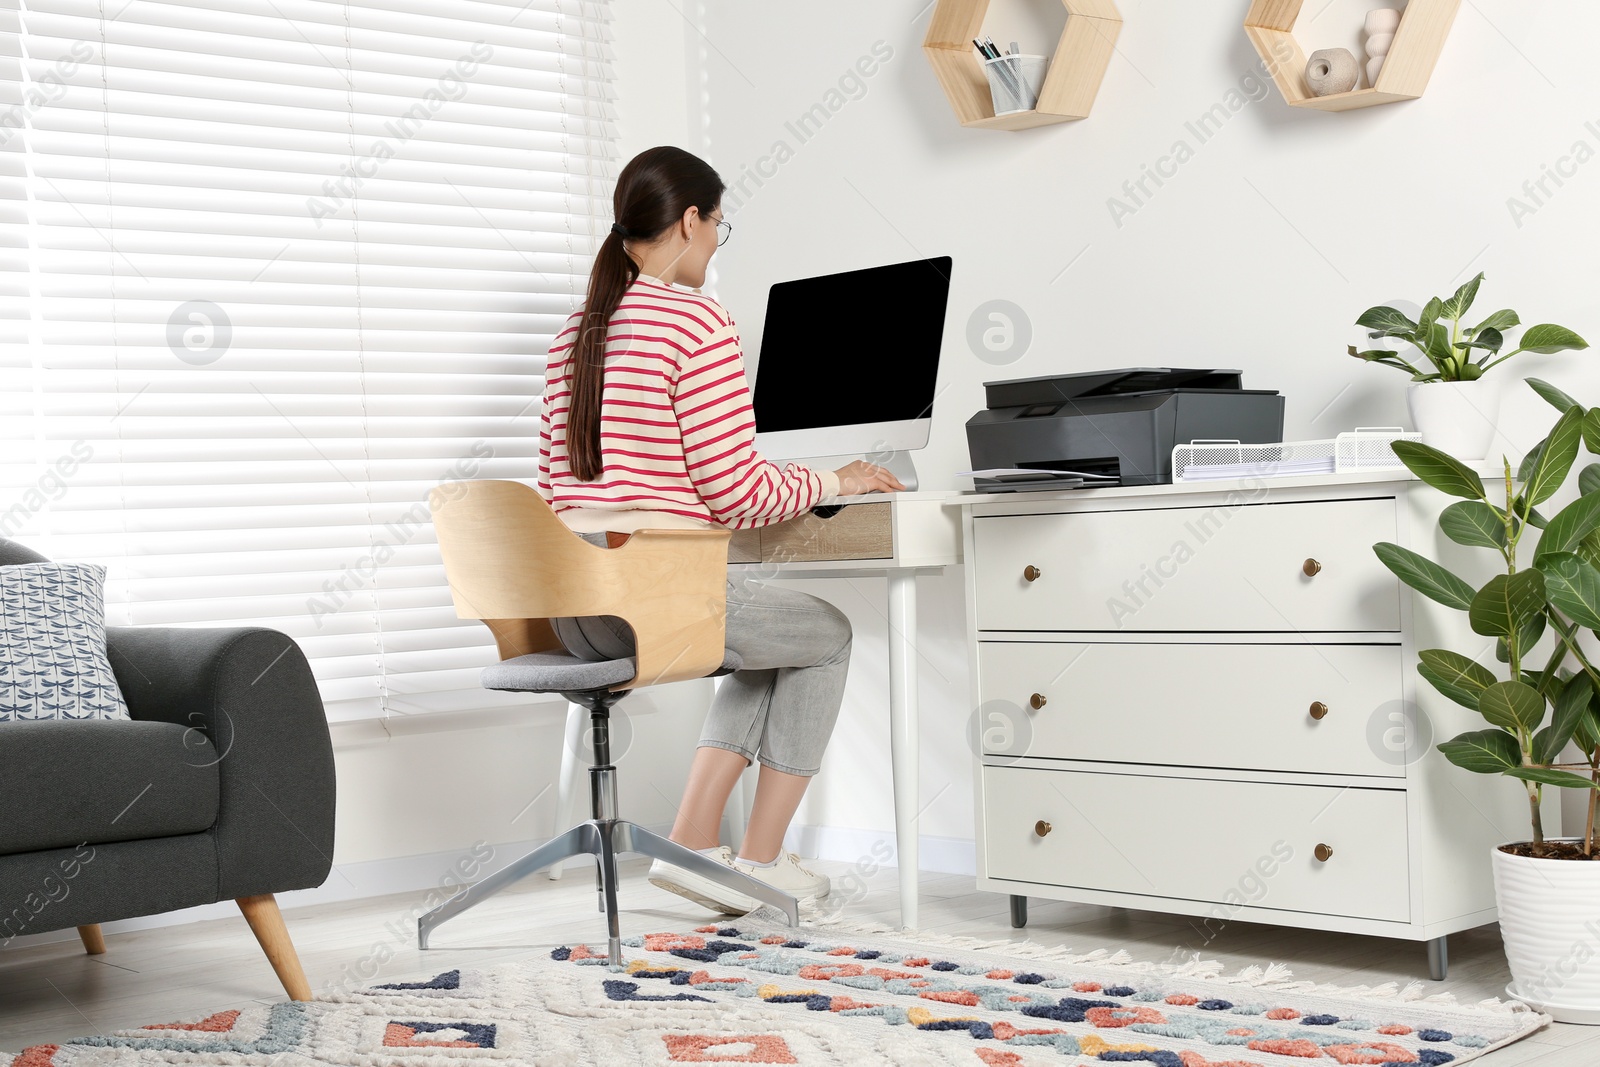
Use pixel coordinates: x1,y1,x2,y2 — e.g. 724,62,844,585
0,536,336,1001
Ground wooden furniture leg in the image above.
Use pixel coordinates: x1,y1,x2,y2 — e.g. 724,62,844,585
236,894,312,1001
76,924,106,955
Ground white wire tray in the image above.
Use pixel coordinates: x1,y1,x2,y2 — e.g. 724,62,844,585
1172,428,1421,483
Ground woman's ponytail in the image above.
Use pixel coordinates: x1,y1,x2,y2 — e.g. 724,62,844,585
565,146,725,483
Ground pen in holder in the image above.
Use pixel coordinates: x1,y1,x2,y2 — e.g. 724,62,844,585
983,53,1047,115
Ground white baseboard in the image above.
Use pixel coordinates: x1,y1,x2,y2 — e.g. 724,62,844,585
3,822,976,953
788,823,976,877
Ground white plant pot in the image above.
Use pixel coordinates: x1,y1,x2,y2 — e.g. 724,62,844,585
1405,380,1500,460
1492,841,1600,1023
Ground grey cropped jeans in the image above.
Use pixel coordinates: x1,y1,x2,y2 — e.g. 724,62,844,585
551,530,853,776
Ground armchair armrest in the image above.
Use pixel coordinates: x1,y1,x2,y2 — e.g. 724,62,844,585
104,626,336,899
608,527,731,690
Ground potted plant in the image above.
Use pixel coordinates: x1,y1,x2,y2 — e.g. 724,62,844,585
1349,272,1588,460
1374,378,1600,1022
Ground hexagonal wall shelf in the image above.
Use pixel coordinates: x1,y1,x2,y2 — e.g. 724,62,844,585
924,0,1122,130
1245,0,1460,111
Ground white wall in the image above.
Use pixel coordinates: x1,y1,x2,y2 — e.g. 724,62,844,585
665,0,1600,866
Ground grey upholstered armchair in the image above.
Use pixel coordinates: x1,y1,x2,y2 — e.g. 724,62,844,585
0,536,336,1000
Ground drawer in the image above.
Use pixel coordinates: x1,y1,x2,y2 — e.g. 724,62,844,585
973,498,1400,632
977,641,1406,777
982,766,1410,922
728,502,891,563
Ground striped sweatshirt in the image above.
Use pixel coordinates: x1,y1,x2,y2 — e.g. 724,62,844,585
536,274,841,533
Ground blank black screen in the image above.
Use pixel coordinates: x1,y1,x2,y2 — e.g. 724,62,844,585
750,256,951,433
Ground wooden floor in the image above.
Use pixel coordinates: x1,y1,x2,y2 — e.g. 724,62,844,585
0,858,1593,1063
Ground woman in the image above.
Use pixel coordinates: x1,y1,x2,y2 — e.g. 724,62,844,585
536,146,901,913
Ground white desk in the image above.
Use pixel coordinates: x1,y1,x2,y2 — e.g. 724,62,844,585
727,490,961,929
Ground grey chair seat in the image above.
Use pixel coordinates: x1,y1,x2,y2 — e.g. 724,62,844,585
483,649,743,693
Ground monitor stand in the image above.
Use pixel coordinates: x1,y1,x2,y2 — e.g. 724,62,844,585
774,450,920,494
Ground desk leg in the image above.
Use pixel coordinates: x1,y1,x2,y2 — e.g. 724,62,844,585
888,571,919,930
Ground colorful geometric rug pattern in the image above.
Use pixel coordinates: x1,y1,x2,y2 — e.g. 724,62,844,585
5,918,1549,1065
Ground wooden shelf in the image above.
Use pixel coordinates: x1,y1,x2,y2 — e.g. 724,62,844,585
1244,0,1460,111
924,0,1122,130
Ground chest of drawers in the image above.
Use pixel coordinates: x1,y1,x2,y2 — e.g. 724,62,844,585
956,470,1553,979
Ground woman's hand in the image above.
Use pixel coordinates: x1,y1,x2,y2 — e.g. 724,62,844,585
833,460,905,497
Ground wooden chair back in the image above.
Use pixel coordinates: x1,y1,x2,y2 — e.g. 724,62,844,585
428,480,731,691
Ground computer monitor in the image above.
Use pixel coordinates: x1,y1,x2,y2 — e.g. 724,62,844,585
751,256,952,492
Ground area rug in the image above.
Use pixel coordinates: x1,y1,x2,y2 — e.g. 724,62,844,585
6,917,1550,1065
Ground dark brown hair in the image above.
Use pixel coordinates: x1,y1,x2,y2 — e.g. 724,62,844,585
566,146,725,482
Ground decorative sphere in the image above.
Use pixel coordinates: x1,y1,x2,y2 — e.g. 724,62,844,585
1305,48,1360,96
1365,8,1402,35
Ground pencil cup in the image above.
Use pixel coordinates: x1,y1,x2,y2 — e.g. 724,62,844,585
983,54,1047,116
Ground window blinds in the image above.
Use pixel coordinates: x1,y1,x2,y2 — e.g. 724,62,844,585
0,0,616,722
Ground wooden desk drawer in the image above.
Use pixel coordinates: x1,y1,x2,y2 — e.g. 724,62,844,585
977,641,1406,777
973,498,1400,633
728,503,892,563
982,766,1410,922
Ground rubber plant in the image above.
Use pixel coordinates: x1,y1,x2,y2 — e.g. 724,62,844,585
1349,272,1588,382
1373,378,1600,856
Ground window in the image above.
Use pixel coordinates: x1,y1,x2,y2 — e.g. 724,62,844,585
0,0,616,721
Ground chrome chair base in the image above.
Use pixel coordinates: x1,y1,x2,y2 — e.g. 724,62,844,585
418,692,799,970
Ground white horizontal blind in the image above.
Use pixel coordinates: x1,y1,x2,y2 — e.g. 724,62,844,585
0,0,617,722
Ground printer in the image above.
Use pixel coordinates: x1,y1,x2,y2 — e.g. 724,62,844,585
964,368,1284,488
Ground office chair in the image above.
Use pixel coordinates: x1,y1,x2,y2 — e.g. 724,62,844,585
416,480,799,968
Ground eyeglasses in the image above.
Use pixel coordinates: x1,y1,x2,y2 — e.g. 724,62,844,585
712,216,732,247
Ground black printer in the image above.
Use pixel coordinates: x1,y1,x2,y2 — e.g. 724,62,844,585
964,368,1284,488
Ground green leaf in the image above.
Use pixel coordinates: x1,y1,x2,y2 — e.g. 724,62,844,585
1528,507,1550,529
1458,362,1485,381
1391,440,1486,500
1477,679,1548,733
1516,610,1548,662
1418,296,1443,340
1535,673,1593,764
1473,309,1521,336
1442,272,1484,320
1441,500,1508,549
1420,664,1487,709
1508,766,1600,790
1418,649,1497,701
1423,322,1456,374
1373,542,1477,611
1580,464,1600,497
1469,570,1547,639
1538,552,1600,628
1438,729,1521,773
1356,305,1419,337
1522,406,1585,506
1577,696,1600,750
1517,324,1590,355
1467,327,1505,355
1585,409,1600,455
1581,530,1600,567
1527,377,1582,413
1535,492,1600,560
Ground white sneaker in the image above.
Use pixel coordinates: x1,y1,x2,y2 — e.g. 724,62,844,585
731,851,830,903
647,845,759,916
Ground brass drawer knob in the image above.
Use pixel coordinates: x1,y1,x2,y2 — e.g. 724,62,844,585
1309,701,1329,720
1029,692,1047,710
1303,558,1322,577
1023,565,1043,582
1034,820,1053,838
1314,843,1334,862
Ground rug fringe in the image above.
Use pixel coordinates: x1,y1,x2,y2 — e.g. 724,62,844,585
750,908,1544,1024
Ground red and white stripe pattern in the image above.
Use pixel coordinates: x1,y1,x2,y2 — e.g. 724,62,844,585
537,276,836,531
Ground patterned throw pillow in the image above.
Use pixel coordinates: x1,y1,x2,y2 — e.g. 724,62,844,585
0,563,130,722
